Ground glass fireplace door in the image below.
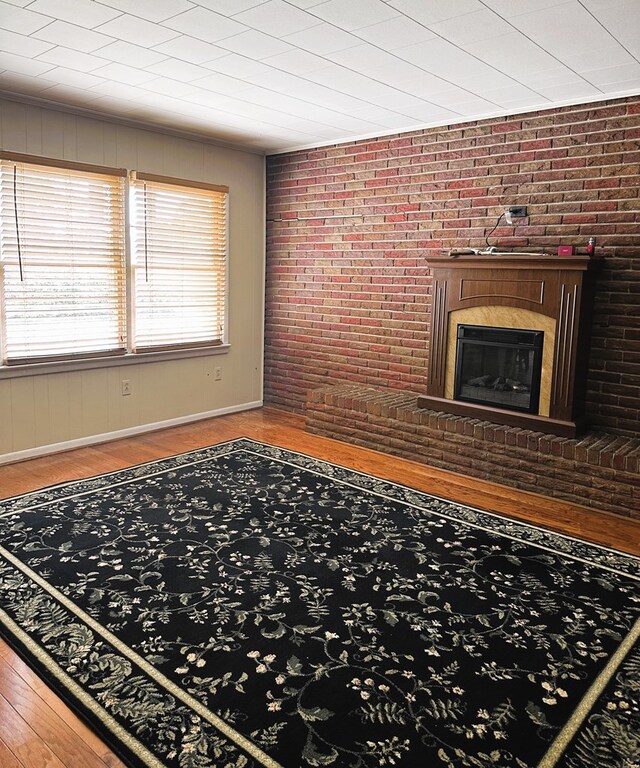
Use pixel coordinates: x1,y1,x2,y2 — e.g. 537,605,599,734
454,325,544,414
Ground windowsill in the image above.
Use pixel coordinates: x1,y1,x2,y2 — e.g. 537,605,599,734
0,344,230,380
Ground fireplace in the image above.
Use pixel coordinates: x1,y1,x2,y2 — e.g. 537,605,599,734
454,325,544,414
417,253,600,437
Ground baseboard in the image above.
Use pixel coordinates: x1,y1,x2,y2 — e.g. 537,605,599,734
0,400,263,467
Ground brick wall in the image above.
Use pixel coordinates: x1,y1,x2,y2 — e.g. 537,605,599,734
265,96,640,435
306,384,640,520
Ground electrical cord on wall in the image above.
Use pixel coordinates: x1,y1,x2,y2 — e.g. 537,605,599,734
484,211,507,250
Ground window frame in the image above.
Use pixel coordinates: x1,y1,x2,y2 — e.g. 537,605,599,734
0,153,230,380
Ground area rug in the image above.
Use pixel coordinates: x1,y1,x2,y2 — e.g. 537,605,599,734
0,438,638,768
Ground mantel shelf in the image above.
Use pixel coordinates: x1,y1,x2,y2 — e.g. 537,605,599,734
426,253,600,271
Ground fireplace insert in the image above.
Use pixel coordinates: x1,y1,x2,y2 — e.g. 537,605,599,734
454,325,544,414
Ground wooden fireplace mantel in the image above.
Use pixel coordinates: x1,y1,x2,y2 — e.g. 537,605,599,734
417,253,601,437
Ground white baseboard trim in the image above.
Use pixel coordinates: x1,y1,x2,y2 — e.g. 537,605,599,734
0,400,263,467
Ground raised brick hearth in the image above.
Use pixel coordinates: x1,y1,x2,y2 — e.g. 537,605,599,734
267,95,640,520
306,383,640,520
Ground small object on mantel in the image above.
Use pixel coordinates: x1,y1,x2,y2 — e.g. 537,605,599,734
587,237,596,257
558,245,575,256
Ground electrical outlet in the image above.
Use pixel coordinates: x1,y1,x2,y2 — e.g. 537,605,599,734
121,379,132,396
508,205,528,218
214,366,222,381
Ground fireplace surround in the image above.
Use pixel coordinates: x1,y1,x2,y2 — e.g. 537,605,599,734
417,253,600,437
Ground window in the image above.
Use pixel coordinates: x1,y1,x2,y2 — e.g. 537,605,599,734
0,154,229,371
130,173,228,352
0,155,127,364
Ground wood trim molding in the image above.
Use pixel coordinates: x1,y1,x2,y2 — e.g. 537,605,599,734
0,400,262,467
131,171,229,193
0,150,127,177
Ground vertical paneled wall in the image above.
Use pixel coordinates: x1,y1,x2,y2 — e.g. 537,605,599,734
0,99,265,458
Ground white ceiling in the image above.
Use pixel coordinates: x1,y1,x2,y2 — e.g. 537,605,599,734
1,0,639,153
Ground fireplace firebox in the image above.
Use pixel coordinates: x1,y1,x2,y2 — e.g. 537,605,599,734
454,325,543,414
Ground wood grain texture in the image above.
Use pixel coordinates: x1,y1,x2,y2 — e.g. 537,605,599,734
0,406,638,767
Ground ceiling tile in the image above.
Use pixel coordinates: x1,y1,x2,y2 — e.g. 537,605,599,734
428,93,497,112
1,0,32,6
357,15,436,48
579,0,628,9
96,40,167,68
584,61,640,86
429,9,514,45
32,19,114,52
234,1,320,36
509,1,619,58
96,14,179,47
0,28,53,57
560,45,635,73
328,44,408,72
145,58,213,83
600,78,640,93
39,81,104,103
0,1,52,34
151,35,228,64
279,0,326,7
482,0,566,17
141,76,201,98
40,65,105,88
0,71,54,92
161,7,249,43
398,75,473,101
283,22,359,54
92,61,158,85
517,67,587,89
460,70,526,93
465,32,561,75
87,95,140,113
207,53,276,78
26,0,121,29
37,45,108,71
217,29,292,58
478,83,544,104
196,0,269,13
89,80,146,100
385,0,483,25
586,0,640,57
310,0,398,30
0,50,54,75
537,80,602,100
98,0,195,23
395,101,459,122
395,37,514,89
194,70,254,95
263,48,329,74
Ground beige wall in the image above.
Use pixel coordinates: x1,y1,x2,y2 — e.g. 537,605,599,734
0,99,265,459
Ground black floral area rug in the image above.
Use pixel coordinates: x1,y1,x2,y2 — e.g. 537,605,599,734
0,438,638,768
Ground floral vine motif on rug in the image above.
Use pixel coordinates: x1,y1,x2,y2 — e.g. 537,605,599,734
0,438,638,768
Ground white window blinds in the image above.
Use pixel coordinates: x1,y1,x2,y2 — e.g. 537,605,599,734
130,172,228,352
0,154,127,364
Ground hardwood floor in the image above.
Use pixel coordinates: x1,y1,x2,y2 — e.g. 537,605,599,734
0,405,638,768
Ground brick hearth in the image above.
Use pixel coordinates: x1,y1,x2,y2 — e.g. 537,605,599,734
306,383,640,520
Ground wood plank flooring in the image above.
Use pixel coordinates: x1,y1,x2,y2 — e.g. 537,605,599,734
0,405,638,767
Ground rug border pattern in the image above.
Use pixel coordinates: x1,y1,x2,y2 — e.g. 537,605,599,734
0,437,638,768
